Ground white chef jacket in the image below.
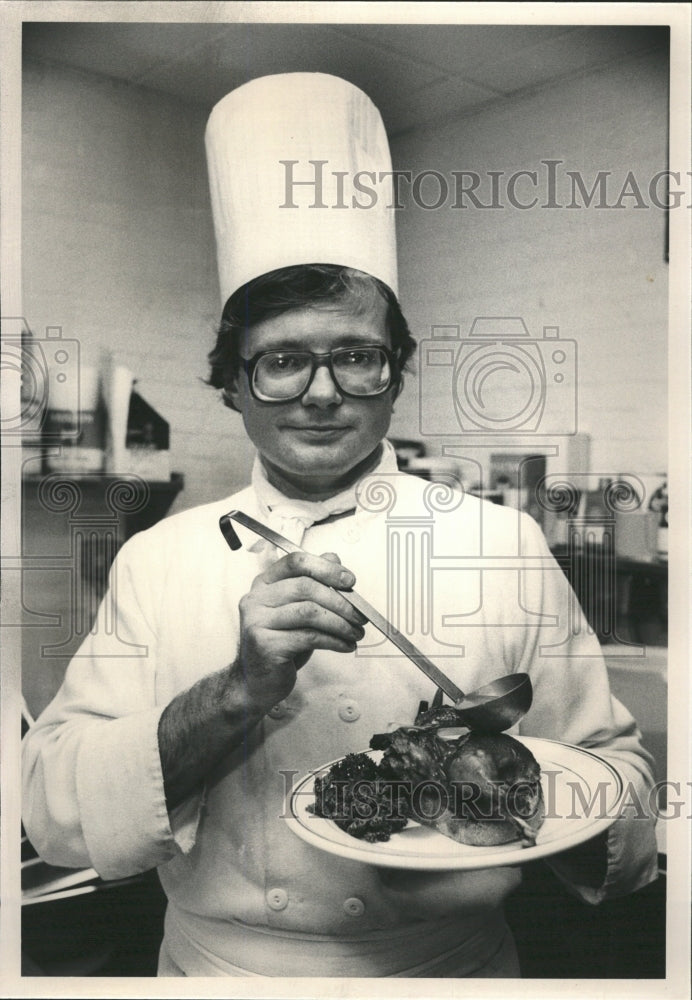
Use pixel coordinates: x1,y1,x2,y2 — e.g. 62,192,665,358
22,466,659,977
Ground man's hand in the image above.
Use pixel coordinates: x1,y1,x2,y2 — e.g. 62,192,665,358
238,551,367,714
158,551,366,810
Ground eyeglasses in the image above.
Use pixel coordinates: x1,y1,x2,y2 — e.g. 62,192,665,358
242,345,398,403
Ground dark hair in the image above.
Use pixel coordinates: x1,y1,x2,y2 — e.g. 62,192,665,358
207,264,416,411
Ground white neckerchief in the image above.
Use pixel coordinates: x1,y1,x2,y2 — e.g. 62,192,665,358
250,439,399,559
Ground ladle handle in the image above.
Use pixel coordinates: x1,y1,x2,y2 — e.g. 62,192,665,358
220,510,465,704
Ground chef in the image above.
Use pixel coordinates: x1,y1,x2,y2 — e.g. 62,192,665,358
22,73,658,978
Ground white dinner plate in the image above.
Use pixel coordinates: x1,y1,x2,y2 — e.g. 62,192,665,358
285,737,625,870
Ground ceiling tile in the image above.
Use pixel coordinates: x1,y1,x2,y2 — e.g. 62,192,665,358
332,24,573,83
23,22,668,134
468,25,666,93
384,76,499,135
139,22,445,115
23,23,230,86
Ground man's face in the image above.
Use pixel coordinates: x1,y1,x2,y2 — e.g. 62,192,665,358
227,296,396,498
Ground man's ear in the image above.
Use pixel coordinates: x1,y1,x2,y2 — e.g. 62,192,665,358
223,371,242,412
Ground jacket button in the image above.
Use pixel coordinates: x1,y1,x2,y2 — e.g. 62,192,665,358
343,896,365,917
338,699,361,723
266,888,288,911
268,701,288,719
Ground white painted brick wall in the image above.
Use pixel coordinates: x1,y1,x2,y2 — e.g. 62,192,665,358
23,49,668,516
389,48,668,487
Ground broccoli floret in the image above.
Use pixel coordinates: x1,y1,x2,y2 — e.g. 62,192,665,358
310,752,410,842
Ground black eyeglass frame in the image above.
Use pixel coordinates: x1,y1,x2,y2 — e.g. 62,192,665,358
240,345,401,403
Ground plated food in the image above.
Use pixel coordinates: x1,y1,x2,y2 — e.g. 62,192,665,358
311,707,545,848
288,733,625,871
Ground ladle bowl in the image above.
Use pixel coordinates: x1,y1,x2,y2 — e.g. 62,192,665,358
451,673,533,732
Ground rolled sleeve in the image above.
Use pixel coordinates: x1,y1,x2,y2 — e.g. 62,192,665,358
75,705,203,879
23,531,205,878
546,773,659,904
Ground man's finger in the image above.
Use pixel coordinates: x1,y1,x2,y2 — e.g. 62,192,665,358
250,624,361,662
252,577,367,626
261,550,356,590
264,602,366,644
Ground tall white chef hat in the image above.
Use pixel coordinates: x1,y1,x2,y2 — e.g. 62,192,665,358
205,72,398,307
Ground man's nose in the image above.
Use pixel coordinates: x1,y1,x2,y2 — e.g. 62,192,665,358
301,363,343,407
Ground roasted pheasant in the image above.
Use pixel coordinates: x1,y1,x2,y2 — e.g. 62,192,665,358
312,705,545,847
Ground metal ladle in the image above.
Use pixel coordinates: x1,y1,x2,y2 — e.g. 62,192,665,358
219,510,533,732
